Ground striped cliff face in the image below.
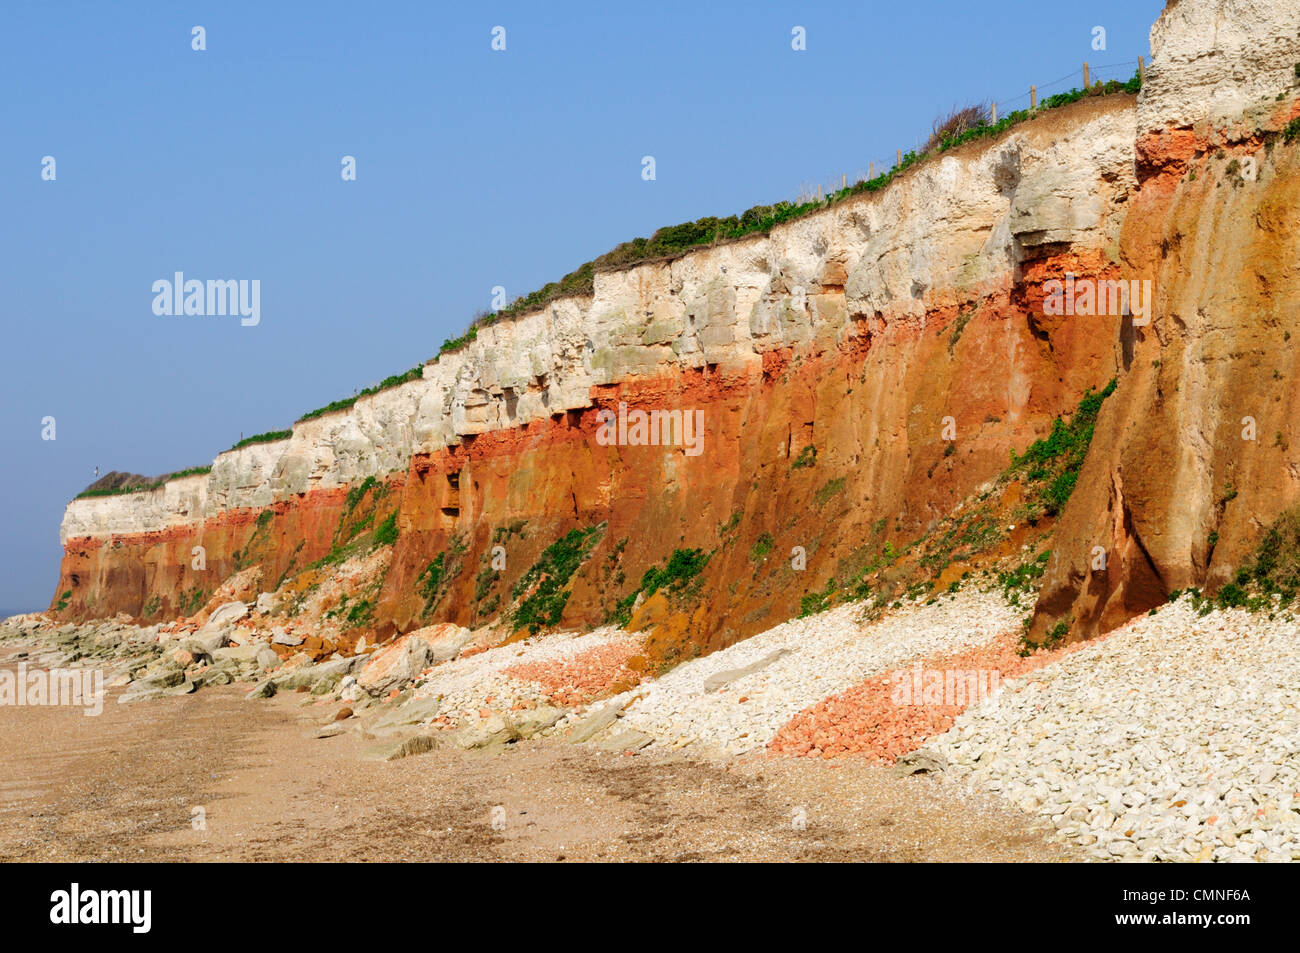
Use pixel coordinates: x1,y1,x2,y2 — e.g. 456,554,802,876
51,94,1136,658
1029,0,1300,644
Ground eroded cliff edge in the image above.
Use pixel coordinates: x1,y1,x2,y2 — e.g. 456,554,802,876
1029,0,1300,642
51,0,1300,660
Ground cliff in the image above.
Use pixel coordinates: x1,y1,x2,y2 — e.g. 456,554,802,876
50,0,1300,659
1029,0,1300,642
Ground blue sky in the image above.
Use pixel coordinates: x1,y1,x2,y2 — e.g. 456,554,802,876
0,0,1163,613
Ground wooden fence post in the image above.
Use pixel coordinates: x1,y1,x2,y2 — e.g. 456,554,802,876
1138,56,1146,84
842,173,847,189
869,161,875,179
1031,85,1037,110
991,102,998,123
1083,61,1090,89
897,149,902,167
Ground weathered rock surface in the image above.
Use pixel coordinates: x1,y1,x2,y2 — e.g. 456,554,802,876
1032,0,1300,643
41,0,1300,671
357,624,470,696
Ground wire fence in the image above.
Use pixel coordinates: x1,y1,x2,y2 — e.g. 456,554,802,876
796,57,1148,202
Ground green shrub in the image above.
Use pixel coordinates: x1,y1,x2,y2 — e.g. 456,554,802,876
180,587,205,615
474,565,498,603
230,429,292,452
297,366,424,423
438,327,479,356
1019,618,1070,656
1244,507,1300,602
373,510,399,546
790,445,817,470
611,547,711,627
345,598,375,627
513,525,605,634
799,578,838,618
925,103,991,153
1009,379,1116,517
1044,619,1070,647
1216,583,1248,609
717,510,743,536
344,476,377,515
636,548,710,600
74,482,162,500
813,477,846,507
418,553,447,603
1044,471,1079,514
999,550,1051,604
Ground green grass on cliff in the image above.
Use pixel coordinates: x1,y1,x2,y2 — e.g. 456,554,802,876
1248,509,1300,600
99,74,1144,496
73,466,213,500
373,510,399,546
417,535,469,617
797,379,1119,630
428,72,1143,358
296,365,424,423
1177,507,1300,616
230,430,292,452
1009,378,1118,519
512,525,605,634
74,483,162,500
798,577,839,618
610,547,711,627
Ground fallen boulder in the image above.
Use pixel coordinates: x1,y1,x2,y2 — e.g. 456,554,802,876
362,733,441,761
595,729,654,753
508,705,565,739
273,654,369,692
454,714,516,750
271,626,303,647
190,626,232,655
255,645,280,671
893,749,948,777
246,679,277,700
357,624,470,696
372,695,442,734
203,601,248,630
567,702,622,743
702,649,791,693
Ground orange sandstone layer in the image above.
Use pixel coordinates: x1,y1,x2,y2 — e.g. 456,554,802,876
54,251,1119,660
1029,102,1300,644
